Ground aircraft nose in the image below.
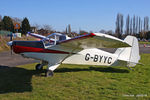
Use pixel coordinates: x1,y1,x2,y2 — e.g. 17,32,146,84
7,41,15,55
7,41,13,46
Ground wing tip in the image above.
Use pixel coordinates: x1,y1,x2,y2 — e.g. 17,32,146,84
90,33,96,36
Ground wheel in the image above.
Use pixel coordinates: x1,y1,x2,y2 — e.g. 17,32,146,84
35,64,43,70
46,70,54,77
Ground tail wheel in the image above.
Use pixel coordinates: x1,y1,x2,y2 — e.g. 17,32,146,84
35,64,43,70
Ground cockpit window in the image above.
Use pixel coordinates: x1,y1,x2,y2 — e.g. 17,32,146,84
43,33,67,47
59,36,66,41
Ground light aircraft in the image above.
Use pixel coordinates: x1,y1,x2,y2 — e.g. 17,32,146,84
7,32,140,77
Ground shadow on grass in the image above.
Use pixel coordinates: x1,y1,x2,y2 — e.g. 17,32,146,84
0,65,44,94
55,66,129,73
0,65,129,94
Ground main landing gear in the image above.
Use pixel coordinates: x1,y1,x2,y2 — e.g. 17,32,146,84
35,64,43,70
46,64,60,77
35,63,54,77
46,70,54,77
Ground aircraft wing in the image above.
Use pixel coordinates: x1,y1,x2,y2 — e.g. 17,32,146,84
57,33,131,50
28,32,47,40
28,33,57,42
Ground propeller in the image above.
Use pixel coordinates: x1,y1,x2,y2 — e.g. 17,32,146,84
10,33,13,55
7,33,13,55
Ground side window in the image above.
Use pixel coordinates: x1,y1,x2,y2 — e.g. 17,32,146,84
44,40,51,46
59,36,66,41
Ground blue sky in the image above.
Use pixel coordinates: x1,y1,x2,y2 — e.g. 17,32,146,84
0,0,150,32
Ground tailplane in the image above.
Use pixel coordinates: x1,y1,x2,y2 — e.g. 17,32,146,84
114,36,140,67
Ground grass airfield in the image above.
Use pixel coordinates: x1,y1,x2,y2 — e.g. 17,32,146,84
0,54,150,100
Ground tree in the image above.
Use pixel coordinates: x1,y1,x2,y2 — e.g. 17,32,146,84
99,29,106,34
146,31,150,39
66,24,72,37
0,15,2,21
120,14,124,36
144,16,149,32
106,30,114,36
65,27,67,34
68,24,71,34
11,17,22,24
139,20,143,39
139,17,141,33
0,21,4,30
79,30,88,35
115,13,123,39
43,24,52,33
136,16,139,34
133,15,136,35
2,16,14,32
37,28,48,35
143,16,149,39
130,18,133,35
33,23,40,30
21,17,30,34
125,15,130,35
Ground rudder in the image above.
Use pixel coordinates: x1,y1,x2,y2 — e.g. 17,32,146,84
114,36,140,67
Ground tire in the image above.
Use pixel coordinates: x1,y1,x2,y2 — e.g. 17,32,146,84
35,64,43,70
46,70,54,77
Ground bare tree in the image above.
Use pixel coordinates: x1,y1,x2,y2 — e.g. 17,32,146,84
133,15,136,35
33,23,41,30
11,17,22,24
139,17,141,33
65,27,67,34
130,18,133,35
146,17,149,31
43,24,52,33
79,30,88,35
136,16,139,34
140,20,144,39
0,15,2,21
121,14,124,35
144,16,149,32
124,15,149,39
115,13,123,38
99,29,106,34
68,24,71,34
106,30,114,35
125,15,130,35
143,16,149,38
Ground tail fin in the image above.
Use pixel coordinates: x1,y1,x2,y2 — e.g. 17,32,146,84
114,36,140,67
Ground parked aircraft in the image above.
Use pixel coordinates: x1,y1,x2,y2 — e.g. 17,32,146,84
7,32,140,77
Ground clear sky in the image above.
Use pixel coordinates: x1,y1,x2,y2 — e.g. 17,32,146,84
0,0,150,32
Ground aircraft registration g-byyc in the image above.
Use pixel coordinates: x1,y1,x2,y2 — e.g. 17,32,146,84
7,32,140,77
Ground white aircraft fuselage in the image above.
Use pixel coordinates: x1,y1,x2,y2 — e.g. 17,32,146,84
8,33,140,77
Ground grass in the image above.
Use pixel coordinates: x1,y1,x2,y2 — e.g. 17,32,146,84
0,54,150,100
139,41,150,44
0,36,10,52
0,36,36,52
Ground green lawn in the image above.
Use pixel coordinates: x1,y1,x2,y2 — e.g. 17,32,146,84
139,41,150,44
0,54,150,100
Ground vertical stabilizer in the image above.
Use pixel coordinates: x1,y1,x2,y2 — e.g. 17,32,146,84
114,36,140,67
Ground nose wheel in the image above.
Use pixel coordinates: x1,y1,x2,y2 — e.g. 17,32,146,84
35,64,43,70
